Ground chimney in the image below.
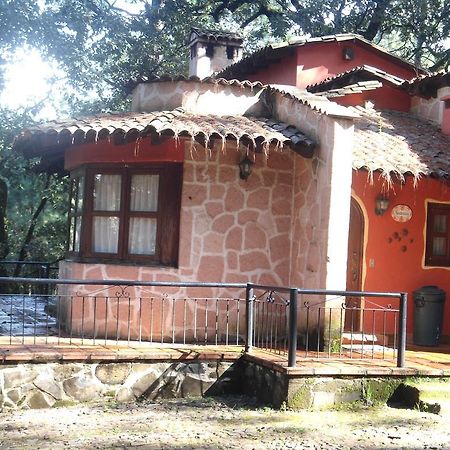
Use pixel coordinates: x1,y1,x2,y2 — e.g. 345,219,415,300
188,27,243,79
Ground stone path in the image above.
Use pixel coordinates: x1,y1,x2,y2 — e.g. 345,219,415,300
0,295,57,337
0,396,449,449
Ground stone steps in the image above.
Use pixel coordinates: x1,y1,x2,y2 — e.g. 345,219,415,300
342,332,389,347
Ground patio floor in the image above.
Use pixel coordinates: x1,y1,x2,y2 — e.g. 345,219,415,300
1,337,449,377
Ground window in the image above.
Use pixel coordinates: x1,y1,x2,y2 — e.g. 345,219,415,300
226,46,235,60
67,164,182,266
205,43,214,58
425,203,450,266
190,43,197,59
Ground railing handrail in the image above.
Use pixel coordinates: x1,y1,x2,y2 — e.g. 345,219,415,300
247,282,404,299
0,277,408,369
0,278,405,298
0,276,247,289
0,260,54,266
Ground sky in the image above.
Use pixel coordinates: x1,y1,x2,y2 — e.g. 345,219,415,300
0,48,64,118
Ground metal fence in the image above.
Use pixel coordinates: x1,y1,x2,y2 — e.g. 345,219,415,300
0,261,58,294
245,284,407,368
0,277,407,368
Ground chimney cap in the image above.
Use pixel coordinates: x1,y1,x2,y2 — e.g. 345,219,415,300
187,27,243,46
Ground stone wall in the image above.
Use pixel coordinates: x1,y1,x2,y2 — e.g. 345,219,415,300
242,361,404,410
0,361,237,410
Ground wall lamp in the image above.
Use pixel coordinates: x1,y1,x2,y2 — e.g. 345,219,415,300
375,194,390,216
239,154,254,180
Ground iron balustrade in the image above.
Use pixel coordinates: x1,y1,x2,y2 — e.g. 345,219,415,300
0,277,407,368
246,284,407,368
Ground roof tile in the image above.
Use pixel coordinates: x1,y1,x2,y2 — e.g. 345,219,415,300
14,108,316,158
352,108,450,180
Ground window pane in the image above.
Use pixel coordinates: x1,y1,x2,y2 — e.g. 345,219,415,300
130,174,159,212
128,218,157,255
433,214,447,233
92,216,119,253
93,174,121,211
432,237,447,256
74,217,82,252
77,176,84,211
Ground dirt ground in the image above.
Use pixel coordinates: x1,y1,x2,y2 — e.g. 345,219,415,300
0,396,449,450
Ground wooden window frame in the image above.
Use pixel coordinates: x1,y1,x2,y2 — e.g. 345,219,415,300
66,163,183,267
425,202,450,267
67,172,84,253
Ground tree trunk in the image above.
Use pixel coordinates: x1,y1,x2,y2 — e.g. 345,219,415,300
363,0,391,41
13,175,50,277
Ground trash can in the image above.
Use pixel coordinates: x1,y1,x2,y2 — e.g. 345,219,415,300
413,285,446,346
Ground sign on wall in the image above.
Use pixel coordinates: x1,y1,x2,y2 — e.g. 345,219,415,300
391,204,413,222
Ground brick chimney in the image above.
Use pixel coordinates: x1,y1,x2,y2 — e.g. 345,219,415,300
188,28,243,79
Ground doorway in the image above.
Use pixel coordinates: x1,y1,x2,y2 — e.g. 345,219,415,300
345,197,365,331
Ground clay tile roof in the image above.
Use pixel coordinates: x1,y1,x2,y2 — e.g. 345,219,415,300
189,27,243,42
217,34,425,80
267,85,359,119
310,80,383,98
307,65,406,95
14,108,316,159
124,75,264,95
405,71,450,98
352,108,450,181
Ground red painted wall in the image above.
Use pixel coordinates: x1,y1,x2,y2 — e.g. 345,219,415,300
64,137,184,171
244,40,419,90
295,42,418,89
334,85,411,111
352,171,450,340
246,53,298,86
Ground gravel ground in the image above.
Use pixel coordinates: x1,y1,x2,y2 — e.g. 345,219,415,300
0,396,449,450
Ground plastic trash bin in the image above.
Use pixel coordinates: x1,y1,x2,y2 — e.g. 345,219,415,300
413,285,445,346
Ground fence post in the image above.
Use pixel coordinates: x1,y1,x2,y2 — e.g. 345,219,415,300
288,288,298,367
245,283,254,353
397,292,407,368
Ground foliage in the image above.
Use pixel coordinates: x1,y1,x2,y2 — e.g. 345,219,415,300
0,0,448,271
205,0,450,70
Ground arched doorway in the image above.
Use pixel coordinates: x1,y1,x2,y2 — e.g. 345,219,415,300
345,197,365,331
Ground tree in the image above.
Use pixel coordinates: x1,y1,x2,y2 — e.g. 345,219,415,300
205,0,450,70
0,0,448,276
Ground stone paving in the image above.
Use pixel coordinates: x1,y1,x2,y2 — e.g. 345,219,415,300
0,396,450,449
0,295,57,338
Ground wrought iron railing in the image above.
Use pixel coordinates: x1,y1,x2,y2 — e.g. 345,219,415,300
245,284,407,368
0,278,247,347
0,277,407,368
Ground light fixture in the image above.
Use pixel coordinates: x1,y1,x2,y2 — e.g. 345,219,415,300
375,194,390,216
342,47,354,61
239,154,254,180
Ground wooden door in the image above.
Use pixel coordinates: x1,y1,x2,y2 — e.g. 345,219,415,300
345,198,364,331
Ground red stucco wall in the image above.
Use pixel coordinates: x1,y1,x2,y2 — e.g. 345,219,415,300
245,40,419,90
335,85,411,112
352,171,450,340
246,53,298,86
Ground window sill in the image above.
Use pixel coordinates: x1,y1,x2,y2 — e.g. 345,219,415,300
64,254,178,269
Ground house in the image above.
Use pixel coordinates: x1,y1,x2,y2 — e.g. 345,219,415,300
13,30,450,344
219,33,450,343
